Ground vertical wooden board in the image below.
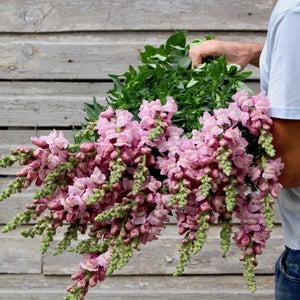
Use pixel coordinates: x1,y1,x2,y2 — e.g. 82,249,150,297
0,227,41,273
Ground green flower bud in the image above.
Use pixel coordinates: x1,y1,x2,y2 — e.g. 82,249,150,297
0,177,27,202
220,218,233,255
243,255,257,293
199,174,212,197
216,146,232,176
224,180,238,211
41,229,56,254
87,188,105,205
2,210,34,233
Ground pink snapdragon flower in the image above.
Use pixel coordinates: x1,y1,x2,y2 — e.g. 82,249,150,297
32,130,69,153
262,158,284,181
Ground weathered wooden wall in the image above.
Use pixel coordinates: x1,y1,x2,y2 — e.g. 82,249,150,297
0,1,282,299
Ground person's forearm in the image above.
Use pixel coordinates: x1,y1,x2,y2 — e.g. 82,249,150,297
246,43,264,67
271,118,300,188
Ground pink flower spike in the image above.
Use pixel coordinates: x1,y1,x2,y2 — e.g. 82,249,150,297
80,142,95,153
115,109,133,128
54,130,69,150
252,92,270,114
96,248,113,270
90,167,106,185
100,106,115,120
79,254,99,272
213,108,231,126
262,158,284,180
232,89,249,108
43,130,69,153
227,102,241,124
31,136,49,148
162,97,177,118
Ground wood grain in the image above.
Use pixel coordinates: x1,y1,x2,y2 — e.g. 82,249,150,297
0,226,41,273
0,82,110,127
0,274,275,299
0,81,261,128
0,33,265,80
0,0,276,33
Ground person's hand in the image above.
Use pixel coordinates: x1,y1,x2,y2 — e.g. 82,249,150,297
189,39,263,70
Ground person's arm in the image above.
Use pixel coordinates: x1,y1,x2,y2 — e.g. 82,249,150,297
264,11,300,189
189,40,264,70
271,118,300,189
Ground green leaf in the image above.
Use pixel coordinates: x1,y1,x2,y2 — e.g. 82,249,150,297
237,81,254,94
140,45,156,63
152,54,167,61
227,64,240,73
177,56,191,69
204,34,215,40
170,45,186,51
186,78,198,88
165,31,187,52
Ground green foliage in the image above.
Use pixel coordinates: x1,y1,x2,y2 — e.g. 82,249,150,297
83,96,105,123
82,31,251,135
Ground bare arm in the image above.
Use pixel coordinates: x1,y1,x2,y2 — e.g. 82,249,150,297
189,40,264,70
271,119,300,189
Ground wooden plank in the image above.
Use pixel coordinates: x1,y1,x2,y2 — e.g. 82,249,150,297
0,32,265,80
43,225,284,275
0,0,276,33
0,274,275,299
0,192,31,224
0,81,110,127
0,226,41,273
0,81,261,128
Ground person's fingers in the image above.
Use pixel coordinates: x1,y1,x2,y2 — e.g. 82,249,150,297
189,49,202,69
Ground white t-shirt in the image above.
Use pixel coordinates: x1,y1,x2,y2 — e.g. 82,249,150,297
260,0,300,119
260,0,300,249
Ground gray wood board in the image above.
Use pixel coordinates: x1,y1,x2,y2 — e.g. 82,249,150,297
0,81,260,128
0,226,41,273
0,0,276,32
0,32,266,80
0,82,110,127
0,274,275,299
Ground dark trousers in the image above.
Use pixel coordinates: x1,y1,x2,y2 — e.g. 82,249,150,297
275,247,300,300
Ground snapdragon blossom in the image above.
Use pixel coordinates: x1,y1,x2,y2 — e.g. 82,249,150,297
0,90,284,299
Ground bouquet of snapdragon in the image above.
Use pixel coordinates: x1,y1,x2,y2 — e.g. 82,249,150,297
0,31,283,299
